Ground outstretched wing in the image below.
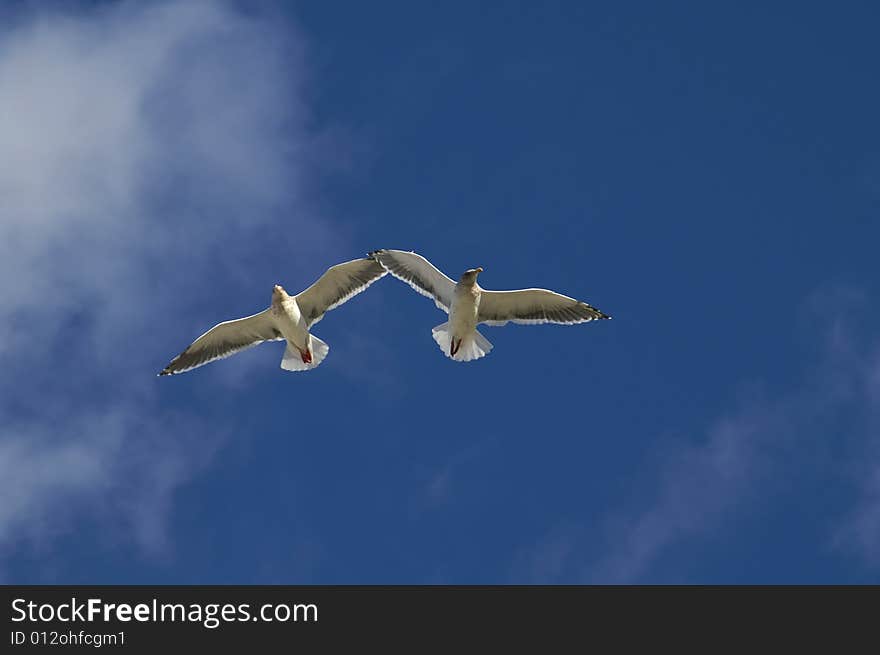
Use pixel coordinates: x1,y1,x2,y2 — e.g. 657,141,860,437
369,249,455,313
478,288,611,326
159,309,282,375
295,257,387,327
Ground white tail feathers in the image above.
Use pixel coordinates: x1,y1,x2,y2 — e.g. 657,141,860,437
280,335,330,371
471,329,494,359
431,322,493,362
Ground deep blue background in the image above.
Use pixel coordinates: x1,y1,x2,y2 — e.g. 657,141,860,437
5,1,880,583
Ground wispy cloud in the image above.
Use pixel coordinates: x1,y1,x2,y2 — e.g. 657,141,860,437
409,435,501,517
512,285,880,582
591,400,797,582
0,0,334,573
833,346,880,567
0,406,222,559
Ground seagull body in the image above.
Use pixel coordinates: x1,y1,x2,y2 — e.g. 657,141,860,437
159,257,386,375
270,285,313,364
369,249,610,362
447,273,482,358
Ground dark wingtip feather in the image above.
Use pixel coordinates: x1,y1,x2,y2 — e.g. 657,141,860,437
580,302,612,320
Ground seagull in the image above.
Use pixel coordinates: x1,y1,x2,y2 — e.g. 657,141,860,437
369,249,610,362
159,257,387,375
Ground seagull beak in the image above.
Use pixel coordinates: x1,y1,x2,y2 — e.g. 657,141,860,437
476,267,483,274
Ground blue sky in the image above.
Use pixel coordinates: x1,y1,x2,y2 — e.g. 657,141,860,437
1,0,879,583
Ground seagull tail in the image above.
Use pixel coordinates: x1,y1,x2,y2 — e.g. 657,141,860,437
431,323,493,363
280,335,330,372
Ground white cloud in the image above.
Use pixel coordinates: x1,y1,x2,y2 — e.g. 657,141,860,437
512,286,880,582
0,406,221,559
591,293,878,582
833,348,880,566
590,404,791,582
0,0,325,337
0,0,336,567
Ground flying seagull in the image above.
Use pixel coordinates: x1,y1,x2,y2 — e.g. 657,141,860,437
369,249,610,362
159,257,387,375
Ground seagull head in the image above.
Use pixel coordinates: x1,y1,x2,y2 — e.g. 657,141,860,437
459,267,483,285
272,284,288,302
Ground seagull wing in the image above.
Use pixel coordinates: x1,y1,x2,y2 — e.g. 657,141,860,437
478,288,611,326
369,249,455,313
295,257,387,327
159,309,282,376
